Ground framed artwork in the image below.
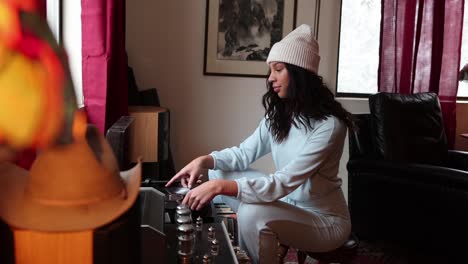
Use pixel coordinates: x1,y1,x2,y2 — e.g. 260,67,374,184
204,0,298,78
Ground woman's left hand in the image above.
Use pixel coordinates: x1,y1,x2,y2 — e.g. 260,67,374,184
182,180,220,211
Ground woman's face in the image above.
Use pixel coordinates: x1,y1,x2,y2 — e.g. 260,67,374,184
268,62,290,98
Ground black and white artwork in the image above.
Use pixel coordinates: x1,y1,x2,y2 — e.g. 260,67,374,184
217,0,286,61
204,0,297,77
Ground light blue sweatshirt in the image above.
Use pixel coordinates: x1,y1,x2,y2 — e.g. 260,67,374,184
210,116,347,213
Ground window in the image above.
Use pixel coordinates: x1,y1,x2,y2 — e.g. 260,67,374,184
337,0,467,98
458,2,468,98
46,0,61,43
46,0,83,106
337,0,380,96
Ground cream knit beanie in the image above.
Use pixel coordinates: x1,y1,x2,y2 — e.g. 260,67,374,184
266,24,320,74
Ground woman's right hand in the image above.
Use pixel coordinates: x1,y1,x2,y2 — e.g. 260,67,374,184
165,155,214,188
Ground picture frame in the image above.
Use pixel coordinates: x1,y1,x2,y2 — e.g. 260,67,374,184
204,0,298,78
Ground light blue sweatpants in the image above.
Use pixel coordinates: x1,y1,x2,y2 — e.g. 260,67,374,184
209,169,351,264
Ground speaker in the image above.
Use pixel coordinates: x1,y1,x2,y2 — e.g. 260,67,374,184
128,106,169,163
128,106,170,181
139,187,167,264
106,116,135,170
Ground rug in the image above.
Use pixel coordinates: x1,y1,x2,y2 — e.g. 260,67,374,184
282,240,453,264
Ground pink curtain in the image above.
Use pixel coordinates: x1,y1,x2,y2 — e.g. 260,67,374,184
81,0,128,134
378,0,464,147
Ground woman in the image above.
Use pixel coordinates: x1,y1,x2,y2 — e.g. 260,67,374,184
166,24,354,263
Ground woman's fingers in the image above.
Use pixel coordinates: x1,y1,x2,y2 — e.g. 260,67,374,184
187,174,196,188
194,174,204,185
196,197,208,211
182,192,190,205
185,194,206,211
165,171,183,187
166,170,194,187
181,177,188,188
181,182,215,211
188,173,203,188
182,191,198,209
189,197,200,211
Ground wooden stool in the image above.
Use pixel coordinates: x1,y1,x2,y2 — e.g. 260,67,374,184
279,234,359,264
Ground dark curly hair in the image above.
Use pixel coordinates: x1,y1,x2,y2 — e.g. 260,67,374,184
262,63,355,143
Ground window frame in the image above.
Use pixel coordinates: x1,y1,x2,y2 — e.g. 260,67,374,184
334,0,468,101
46,0,62,44
334,0,375,98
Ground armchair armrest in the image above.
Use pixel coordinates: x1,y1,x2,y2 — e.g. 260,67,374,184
347,159,468,188
448,150,468,171
347,158,468,249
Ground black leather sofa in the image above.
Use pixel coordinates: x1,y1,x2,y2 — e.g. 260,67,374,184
347,92,468,258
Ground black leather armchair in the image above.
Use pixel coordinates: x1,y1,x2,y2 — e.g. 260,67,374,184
347,92,468,256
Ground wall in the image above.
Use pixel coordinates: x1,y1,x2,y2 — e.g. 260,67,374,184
126,1,468,202
126,0,329,174
126,0,274,173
